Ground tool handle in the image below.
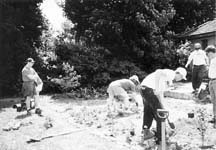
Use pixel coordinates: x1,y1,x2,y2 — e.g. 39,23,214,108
157,109,169,119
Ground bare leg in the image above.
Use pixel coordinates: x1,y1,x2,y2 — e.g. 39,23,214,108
26,96,31,110
34,94,40,109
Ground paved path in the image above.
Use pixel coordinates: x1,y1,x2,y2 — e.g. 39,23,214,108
164,82,209,100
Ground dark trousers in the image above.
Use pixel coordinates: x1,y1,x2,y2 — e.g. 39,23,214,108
192,65,207,90
140,86,163,141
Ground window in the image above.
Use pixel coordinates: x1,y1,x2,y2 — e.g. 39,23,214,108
201,39,208,50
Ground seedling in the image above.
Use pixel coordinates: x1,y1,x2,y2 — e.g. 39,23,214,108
195,108,213,149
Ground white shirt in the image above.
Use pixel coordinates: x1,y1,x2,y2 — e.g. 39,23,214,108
141,69,175,92
209,57,216,79
187,50,208,66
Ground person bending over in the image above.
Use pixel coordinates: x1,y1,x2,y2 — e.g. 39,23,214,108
140,67,187,144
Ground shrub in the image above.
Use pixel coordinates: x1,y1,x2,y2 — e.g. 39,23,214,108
50,62,81,93
55,43,147,89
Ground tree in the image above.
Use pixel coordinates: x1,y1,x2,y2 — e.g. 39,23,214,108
168,0,215,34
63,0,176,72
0,0,46,97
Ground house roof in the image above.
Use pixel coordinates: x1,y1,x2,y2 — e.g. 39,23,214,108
180,19,216,37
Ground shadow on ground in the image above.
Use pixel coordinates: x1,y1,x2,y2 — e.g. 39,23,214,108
0,98,22,112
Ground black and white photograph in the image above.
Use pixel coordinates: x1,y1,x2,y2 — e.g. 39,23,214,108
0,0,216,149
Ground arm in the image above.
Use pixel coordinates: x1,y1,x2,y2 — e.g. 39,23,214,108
204,52,209,66
155,69,167,109
155,69,167,93
185,53,193,68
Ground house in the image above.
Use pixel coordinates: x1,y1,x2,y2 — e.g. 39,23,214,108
180,19,216,49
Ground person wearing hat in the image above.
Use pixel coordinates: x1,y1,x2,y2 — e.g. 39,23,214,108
185,43,209,94
21,58,43,115
140,67,187,144
106,75,140,116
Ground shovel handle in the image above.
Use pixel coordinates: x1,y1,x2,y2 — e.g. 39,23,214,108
157,109,169,119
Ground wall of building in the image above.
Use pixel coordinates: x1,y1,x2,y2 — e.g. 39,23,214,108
189,34,216,49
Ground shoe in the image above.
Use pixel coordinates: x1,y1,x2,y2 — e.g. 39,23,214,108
192,89,198,94
35,108,42,116
208,118,216,124
155,139,161,145
142,128,155,140
27,110,31,116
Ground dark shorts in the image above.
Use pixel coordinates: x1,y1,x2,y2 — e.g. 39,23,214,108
22,81,36,98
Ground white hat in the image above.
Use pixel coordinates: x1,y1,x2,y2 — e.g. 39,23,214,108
129,75,139,83
175,67,187,80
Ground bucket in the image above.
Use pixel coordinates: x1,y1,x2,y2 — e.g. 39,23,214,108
188,113,194,118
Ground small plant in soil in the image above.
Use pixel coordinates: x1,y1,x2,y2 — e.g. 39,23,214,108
195,108,213,149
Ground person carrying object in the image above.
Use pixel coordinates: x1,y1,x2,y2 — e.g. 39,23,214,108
140,67,187,144
21,58,43,115
107,75,140,116
205,45,216,127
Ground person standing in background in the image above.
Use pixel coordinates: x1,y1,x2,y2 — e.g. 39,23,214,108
205,45,216,127
22,58,43,115
185,43,208,94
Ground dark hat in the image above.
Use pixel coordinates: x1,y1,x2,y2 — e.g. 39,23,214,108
26,58,35,63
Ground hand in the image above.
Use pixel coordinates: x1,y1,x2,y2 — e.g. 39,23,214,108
153,90,159,95
185,64,188,68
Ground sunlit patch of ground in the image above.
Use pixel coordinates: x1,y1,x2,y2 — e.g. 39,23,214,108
0,95,216,150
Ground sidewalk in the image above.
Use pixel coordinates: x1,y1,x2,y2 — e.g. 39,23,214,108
164,82,195,100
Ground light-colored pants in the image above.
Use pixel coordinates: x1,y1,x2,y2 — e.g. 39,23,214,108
107,85,131,113
209,80,216,117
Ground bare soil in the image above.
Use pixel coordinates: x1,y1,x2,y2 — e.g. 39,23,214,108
0,95,216,150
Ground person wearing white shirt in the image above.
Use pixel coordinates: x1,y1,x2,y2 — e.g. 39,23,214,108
107,75,140,115
140,67,187,144
185,43,208,93
205,45,216,126
22,58,43,115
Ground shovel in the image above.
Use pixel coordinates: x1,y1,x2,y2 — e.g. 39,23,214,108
27,128,89,143
167,117,175,129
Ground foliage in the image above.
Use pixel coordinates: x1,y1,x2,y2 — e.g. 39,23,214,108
176,41,192,66
55,41,147,89
195,108,207,147
175,40,193,80
63,0,177,72
0,0,46,97
168,0,215,34
49,62,81,93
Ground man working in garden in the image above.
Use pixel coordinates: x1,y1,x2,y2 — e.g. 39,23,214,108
205,45,216,127
107,75,140,116
22,58,43,115
140,67,187,144
185,43,208,94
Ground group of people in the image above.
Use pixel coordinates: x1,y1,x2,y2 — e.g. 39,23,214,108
106,42,216,145
107,67,187,144
185,43,216,124
21,42,216,145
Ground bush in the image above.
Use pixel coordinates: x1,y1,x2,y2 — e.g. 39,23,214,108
50,62,81,93
55,43,147,89
176,41,192,80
